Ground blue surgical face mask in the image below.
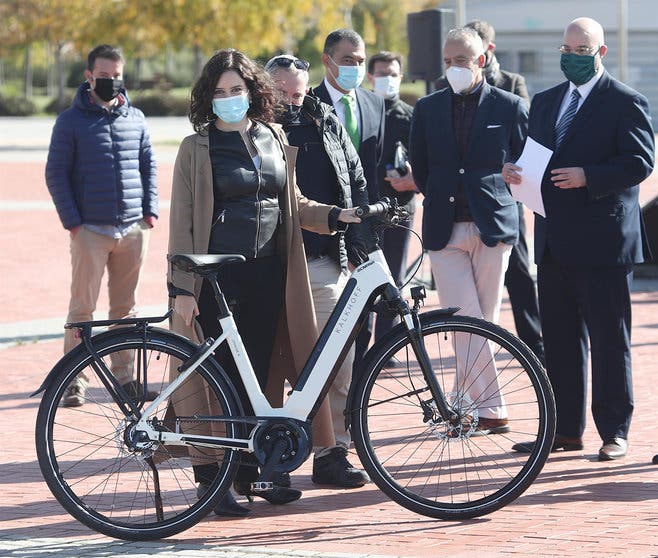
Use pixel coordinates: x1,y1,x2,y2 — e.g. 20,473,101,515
212,93,249,124
330,56,365,91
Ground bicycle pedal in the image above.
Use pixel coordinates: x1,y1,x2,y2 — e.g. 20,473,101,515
250,481,274,492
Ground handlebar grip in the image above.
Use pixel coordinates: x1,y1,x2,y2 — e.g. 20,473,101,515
354,199,391,218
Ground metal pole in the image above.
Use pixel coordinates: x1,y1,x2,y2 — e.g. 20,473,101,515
617,0,628,83
455,0,466,27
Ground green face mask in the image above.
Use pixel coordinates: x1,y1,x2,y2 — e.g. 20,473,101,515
560,53,597,86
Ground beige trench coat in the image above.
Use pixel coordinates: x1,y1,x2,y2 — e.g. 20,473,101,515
167,122,337,449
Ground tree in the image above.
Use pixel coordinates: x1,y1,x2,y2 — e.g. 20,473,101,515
35,0,89,110
0,0,42,97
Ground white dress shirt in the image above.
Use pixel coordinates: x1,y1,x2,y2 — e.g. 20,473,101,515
555,65,605,125
323,78,361,135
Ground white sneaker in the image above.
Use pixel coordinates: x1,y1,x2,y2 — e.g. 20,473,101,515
62,380,86,407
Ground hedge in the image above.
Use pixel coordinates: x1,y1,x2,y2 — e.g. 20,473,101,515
0,95,37,116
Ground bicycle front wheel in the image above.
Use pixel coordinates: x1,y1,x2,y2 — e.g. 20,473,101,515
351,312,555,520
35,328,242,540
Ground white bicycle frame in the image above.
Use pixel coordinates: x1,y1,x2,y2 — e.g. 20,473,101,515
134,250,412,452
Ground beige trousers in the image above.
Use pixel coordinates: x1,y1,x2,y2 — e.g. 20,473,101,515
64,224,150,384
428,222,512,419
306,256,355,454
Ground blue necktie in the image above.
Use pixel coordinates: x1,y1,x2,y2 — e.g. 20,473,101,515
555,89,581,149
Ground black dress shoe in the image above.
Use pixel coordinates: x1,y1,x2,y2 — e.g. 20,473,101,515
197,484,250,517
512,434,583,453
652,454,658,465
312,447,370,488
233,478,301,505
598,437,627,461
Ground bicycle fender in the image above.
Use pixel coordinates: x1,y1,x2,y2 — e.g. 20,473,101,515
30,342,91,397
343,307,459,431
29,326,177,397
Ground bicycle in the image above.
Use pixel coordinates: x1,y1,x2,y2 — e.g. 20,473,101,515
33,199,555,541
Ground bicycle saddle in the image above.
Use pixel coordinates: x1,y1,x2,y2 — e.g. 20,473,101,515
168,253,246,274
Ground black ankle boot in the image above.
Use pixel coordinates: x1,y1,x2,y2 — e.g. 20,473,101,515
197,484,250,517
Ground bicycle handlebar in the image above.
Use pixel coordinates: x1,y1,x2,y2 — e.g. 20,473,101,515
354,200,391,218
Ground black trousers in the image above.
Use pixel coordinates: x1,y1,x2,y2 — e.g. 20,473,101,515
504,204,545,362
197,255,284,413
537,251,634,441
194,256,284,484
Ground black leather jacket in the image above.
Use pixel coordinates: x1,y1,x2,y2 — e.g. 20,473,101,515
208,122,286,259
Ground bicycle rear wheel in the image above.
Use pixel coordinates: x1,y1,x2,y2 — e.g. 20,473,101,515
351,312,555,520
35,328,242,540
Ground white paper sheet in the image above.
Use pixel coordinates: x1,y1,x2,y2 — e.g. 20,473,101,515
510,137,552,217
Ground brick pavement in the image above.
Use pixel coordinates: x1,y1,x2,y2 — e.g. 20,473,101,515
1,118,658,557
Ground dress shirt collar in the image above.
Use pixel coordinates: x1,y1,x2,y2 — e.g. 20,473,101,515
324,77,355,104
567,64,604,101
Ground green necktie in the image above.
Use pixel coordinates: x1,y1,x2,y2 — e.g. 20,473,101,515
341,94,360,150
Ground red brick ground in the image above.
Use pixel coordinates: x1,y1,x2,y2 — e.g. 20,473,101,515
2,143,658,556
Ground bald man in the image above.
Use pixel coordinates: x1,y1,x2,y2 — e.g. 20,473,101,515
409,28,527,435
505,18,654,460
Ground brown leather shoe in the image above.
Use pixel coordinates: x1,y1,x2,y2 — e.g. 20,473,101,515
512,434,583,453
598,437,627,461
471,417,510,437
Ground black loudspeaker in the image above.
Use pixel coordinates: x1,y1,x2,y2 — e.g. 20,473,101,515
407,9,456,82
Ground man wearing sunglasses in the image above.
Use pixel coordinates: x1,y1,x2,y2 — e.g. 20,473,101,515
265,54,373,489
504,18,654,461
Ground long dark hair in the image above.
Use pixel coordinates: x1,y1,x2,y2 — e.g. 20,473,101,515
189,49,276,133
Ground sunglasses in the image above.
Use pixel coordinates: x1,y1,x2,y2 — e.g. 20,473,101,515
270,57,310,71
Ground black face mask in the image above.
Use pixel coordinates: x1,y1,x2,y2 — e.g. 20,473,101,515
93,77,123,102
278,104,303,125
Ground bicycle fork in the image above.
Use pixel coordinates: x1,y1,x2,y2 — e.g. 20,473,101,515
387,285,459,425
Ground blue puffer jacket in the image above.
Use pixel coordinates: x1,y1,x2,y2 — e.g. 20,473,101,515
45,82,157,230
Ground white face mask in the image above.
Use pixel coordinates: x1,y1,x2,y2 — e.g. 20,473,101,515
373,75,400,99
445,65,475,94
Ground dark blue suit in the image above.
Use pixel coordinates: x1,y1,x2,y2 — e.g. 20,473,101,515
312,82,385,204
311,81,386,374
410,82,527,250
530,70,654,442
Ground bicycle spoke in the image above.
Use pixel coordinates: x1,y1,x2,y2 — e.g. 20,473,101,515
37,330,241,539
353,315,554,520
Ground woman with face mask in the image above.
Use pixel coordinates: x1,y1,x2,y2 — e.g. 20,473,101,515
168,49,360,516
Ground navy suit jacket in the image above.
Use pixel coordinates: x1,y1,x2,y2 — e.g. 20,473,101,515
312,82,385,203
530,71,655,267
409,81,527,251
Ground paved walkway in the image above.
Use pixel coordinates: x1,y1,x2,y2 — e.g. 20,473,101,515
1,118,658,557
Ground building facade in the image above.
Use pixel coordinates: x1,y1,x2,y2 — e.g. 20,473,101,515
447,0,658,120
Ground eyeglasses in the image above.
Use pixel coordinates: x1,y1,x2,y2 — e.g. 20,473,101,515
558,45,601,56
268,57,310,71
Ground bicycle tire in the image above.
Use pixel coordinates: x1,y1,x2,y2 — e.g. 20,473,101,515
351,312,555,520
35,327,242,540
